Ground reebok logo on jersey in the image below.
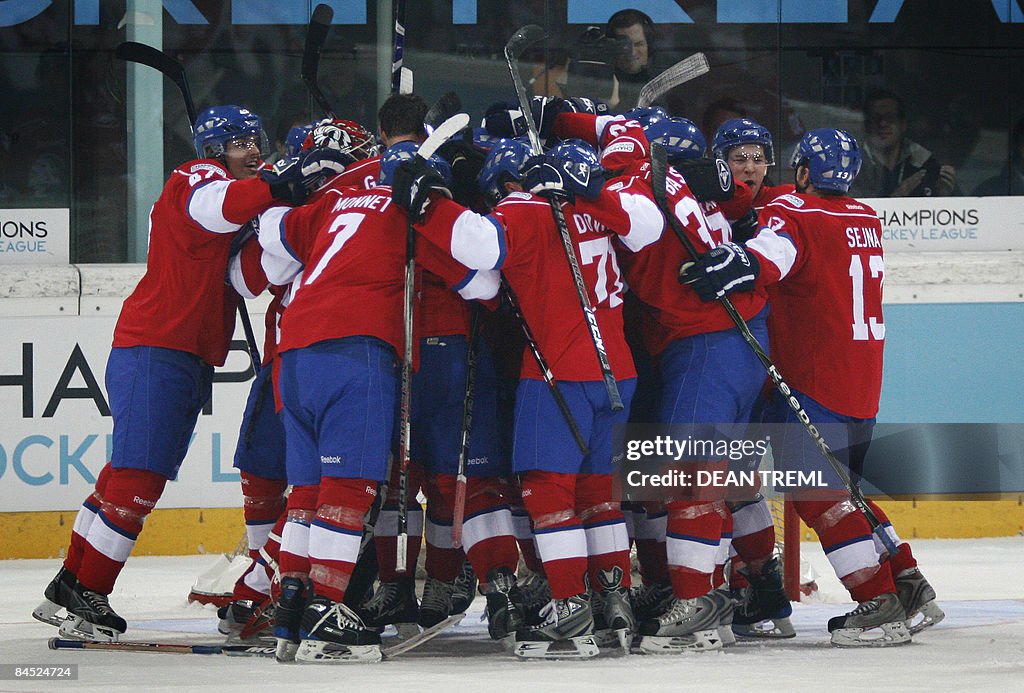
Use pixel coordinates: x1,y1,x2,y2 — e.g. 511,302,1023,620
133,496,156,508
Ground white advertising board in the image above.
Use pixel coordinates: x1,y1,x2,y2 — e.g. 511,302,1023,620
0,209,70,265
869,196,1024,252
0,314,263,512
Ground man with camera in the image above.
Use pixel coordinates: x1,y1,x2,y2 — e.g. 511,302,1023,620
853,88,958,197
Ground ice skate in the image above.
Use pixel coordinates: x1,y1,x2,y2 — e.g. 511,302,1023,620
273,576,310,662
516,570,551,623
57,582,127,642
895,568,944,635
450,559,478,614
358,576,420,639
731,557,796,639
592,568,635,651
629,581,673,622
513,594,599,659
483,567,525,643
711,587,736,647
418,576,455,628
295,597,382,663
33,567,76,628
637,593,723,653
827,592,912,647
218,597,275,641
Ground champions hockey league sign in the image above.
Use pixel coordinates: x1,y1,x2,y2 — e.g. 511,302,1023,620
0,209,70,265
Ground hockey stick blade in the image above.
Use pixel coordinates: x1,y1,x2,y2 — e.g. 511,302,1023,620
302,3,336,118
382,614,464,657
425,91,463,128
418,113,470,160
48,637,275,657
505,24,547,61
115,41,197,128
636,52,710,108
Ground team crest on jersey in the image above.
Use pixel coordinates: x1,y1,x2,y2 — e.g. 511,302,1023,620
716,159,732,191
776,193,804,207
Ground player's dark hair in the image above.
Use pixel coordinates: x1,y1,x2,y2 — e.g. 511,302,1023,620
378,93,428,140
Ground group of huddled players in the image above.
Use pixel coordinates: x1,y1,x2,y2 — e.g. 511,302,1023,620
32,88,943,663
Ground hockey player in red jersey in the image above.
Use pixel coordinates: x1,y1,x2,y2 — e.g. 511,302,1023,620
391,136,637,659
254,138,495,663
712,117,795,214
34,105,348,643
214,117,383,641
683,127,944,647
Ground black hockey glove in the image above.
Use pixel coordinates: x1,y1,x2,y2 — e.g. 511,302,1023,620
521,154,605,203
437,137,487,207
484,96,566,143
678,242,760,302
390,157,453,222
261,147,349,205
672,157,734,203
730,208,760,245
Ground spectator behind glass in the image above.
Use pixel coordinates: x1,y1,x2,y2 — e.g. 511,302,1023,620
972,117,1024,196
606,8,653,84
852,88,958,198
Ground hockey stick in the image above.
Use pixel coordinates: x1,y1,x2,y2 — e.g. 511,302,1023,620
396,112,472,572
48,637,275,657
504,24,624,412
302,3,337,118
391,0,413,94
451,305,481,548
635,52,710,108
503,279,589,455
115,41,262,376
648,142,899,556
425,91,463,128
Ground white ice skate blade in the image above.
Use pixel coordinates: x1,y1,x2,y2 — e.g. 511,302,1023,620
32,599,65,628
513,634,600,659
907,600,945,635
732,616,796,639
383,614,464,658
58,614,119,642
637,628,722,654
275,637,299,663
295,640,382,663
830,620,911,648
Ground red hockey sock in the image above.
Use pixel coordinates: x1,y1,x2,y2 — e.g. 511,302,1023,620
308,477,377,603
635,503,668,584
76,467,167,594
65,461,113,575
462,477,518,583
576,474,630,591
278,484,319,578
665,500,722,599
520,471,587,599
423,474,463,583
240,472,287,558
796,498,896,602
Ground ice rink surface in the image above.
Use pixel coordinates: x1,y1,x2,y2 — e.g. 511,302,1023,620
1,537,1022,693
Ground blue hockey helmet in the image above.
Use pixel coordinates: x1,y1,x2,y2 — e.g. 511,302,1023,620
623,105,669,129
377,140,453,187
478,138,533,206
789,128,862,194
712,117,775,165
193,105,266,159
284,125,312,157
644,117,706,161
547,138,599,167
